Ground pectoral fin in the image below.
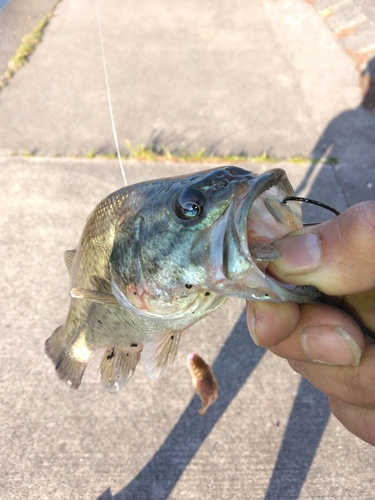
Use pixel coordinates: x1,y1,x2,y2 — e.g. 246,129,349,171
99,345,143,393
70,288,121,308
141,331,182,380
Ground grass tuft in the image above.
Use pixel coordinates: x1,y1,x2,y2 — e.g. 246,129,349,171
14,141,339,167
0,0,61,90
325,156,339,166
86,149,97,159
122,140,315,165
14,143,336,166
21,150,33,157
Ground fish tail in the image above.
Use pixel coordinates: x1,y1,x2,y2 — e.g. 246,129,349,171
45,325,88,389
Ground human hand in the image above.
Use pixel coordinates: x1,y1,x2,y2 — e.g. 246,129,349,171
246,201,375,445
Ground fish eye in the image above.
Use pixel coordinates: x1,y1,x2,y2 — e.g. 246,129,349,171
175,189,205,220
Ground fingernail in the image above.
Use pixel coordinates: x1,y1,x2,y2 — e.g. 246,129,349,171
272,233,322,273
301,326,361,366
246,304,259,346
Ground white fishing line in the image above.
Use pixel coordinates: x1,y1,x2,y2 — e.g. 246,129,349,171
95,0,128,186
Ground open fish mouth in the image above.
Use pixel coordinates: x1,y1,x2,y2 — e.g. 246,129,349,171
224,168,322,303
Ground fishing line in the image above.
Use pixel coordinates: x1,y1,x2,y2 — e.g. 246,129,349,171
95,0,127,186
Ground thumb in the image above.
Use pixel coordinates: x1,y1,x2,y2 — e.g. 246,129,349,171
268,201,375,296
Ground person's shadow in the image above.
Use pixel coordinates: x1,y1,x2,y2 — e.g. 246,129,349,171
264,57,375,499
95,58,375,500
296,56,375,223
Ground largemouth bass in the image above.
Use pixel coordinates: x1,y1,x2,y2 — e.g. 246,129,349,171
45,166,320,393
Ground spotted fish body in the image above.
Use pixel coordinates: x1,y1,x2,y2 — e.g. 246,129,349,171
45,167,320,392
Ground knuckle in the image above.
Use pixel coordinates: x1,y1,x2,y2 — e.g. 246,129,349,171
342,202,375,255
350,363,375,407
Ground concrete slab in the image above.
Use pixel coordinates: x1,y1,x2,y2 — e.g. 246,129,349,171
335,160,375,205
0,0,58,77
312,0,375,67
0,158,374,500
0,0,361,157
263,0,361,133
355,0,375,23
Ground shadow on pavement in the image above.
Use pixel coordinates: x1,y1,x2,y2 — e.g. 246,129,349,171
97,310,266,500
296,56,375,217
265,379,330,500
263,59,375,499
97,311,331,500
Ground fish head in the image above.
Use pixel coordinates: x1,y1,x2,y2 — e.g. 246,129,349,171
110,166,321,320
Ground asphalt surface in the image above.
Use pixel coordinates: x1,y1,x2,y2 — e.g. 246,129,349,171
1,0,375,499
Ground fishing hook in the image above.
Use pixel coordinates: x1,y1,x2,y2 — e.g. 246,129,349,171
283,196,341,226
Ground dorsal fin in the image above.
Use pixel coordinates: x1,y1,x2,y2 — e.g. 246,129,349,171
64,249,76,275
141,331,182,380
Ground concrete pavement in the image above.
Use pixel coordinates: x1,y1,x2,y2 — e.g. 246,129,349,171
1,0,375,499
0,0,58,77
1,158,374,500
314,0,375,59
0,0,364,158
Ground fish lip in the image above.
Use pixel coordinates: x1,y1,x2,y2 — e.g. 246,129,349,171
234,168,288,262
231,169,322,302
221,168,288,283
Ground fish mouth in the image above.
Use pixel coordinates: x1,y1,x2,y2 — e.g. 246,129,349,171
225,169,321,302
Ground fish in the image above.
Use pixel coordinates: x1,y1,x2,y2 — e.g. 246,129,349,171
187,353,218,416
45,166,321,393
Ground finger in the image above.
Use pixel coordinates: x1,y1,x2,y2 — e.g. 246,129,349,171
269,201,375,296
289,343,375,408
269,303,365,365
329,397,375,446
246,301,300,348
343,289,375,336
247,301,365,365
